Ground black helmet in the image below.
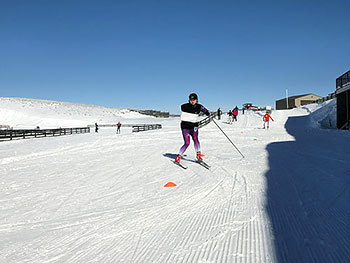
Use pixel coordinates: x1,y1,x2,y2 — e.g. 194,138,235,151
189,93,198,101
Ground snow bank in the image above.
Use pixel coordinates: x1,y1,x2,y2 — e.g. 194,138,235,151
0,97,156,129
270,99,337,130
302,99,337,129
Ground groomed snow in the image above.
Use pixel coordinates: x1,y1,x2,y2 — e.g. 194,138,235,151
1,98,349,263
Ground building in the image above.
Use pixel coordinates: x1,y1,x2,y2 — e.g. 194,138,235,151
275,94,322,110
242,103,259,110
336,70,350,129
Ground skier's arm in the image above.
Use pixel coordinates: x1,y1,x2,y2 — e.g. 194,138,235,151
270,115,274,121
201,106,210,116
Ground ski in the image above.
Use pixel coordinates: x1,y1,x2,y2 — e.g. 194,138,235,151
172,160,188,169
196,160,210,169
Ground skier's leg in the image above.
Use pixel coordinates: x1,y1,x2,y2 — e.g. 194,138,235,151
179,129,191,155
191,128,203,161
190,128,200,153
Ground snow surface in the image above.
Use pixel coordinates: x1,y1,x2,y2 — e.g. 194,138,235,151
1,98,349,263
0,97,156,129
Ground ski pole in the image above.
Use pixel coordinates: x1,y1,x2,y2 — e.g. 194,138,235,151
212,118,245,158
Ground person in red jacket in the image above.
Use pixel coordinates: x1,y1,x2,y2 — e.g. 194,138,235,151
232,106,239,122
263,112,274,129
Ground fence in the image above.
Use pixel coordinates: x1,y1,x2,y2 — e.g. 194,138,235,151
313,93,336,104
0,127,90,141
132,124,162,132
88,124,135,128
89,123,163,132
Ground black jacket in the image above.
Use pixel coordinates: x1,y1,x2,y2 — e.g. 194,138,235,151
180,103,210,129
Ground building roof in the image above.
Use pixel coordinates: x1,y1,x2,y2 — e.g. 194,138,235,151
276,93,320,102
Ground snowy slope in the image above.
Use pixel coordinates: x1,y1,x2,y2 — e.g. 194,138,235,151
0,97,156,129
1,100,349,263
306,99,337,129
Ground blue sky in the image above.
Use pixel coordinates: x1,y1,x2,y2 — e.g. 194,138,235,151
1,0,350,113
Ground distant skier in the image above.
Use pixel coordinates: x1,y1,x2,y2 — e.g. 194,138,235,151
217,108,222,120
95,123,99,133
232,106,239,122
242,107,245,115
228,110,233,124
116,121,121,134
263,112,274,129
175,93,210,164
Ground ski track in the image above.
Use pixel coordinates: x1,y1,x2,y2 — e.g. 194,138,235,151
1,115,274,263
1,106,349,262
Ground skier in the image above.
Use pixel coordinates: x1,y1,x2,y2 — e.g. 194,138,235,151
228,110,233,124
116,121,121,134
95,123,99,133
175,93,210,164
263,111,274,129
217,108,222,120
232,106,239,122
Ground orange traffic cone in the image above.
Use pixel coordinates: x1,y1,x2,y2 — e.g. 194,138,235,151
164,182,177,187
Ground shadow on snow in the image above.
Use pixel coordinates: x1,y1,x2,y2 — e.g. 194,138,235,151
265,112,350,262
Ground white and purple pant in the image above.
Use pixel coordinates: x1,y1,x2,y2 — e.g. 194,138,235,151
179,128,200,155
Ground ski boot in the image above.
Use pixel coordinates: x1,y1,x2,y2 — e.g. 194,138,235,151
175,154,182,164
196,151,205,161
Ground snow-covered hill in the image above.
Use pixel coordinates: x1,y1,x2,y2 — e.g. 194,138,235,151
0,97,156,129
306,98,337,129
1,99,349,263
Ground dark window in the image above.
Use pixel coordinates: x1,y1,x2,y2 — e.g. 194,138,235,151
300,100,313,106
336,70,350,90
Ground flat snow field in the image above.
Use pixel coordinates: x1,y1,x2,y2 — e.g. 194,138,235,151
1,103,350,262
